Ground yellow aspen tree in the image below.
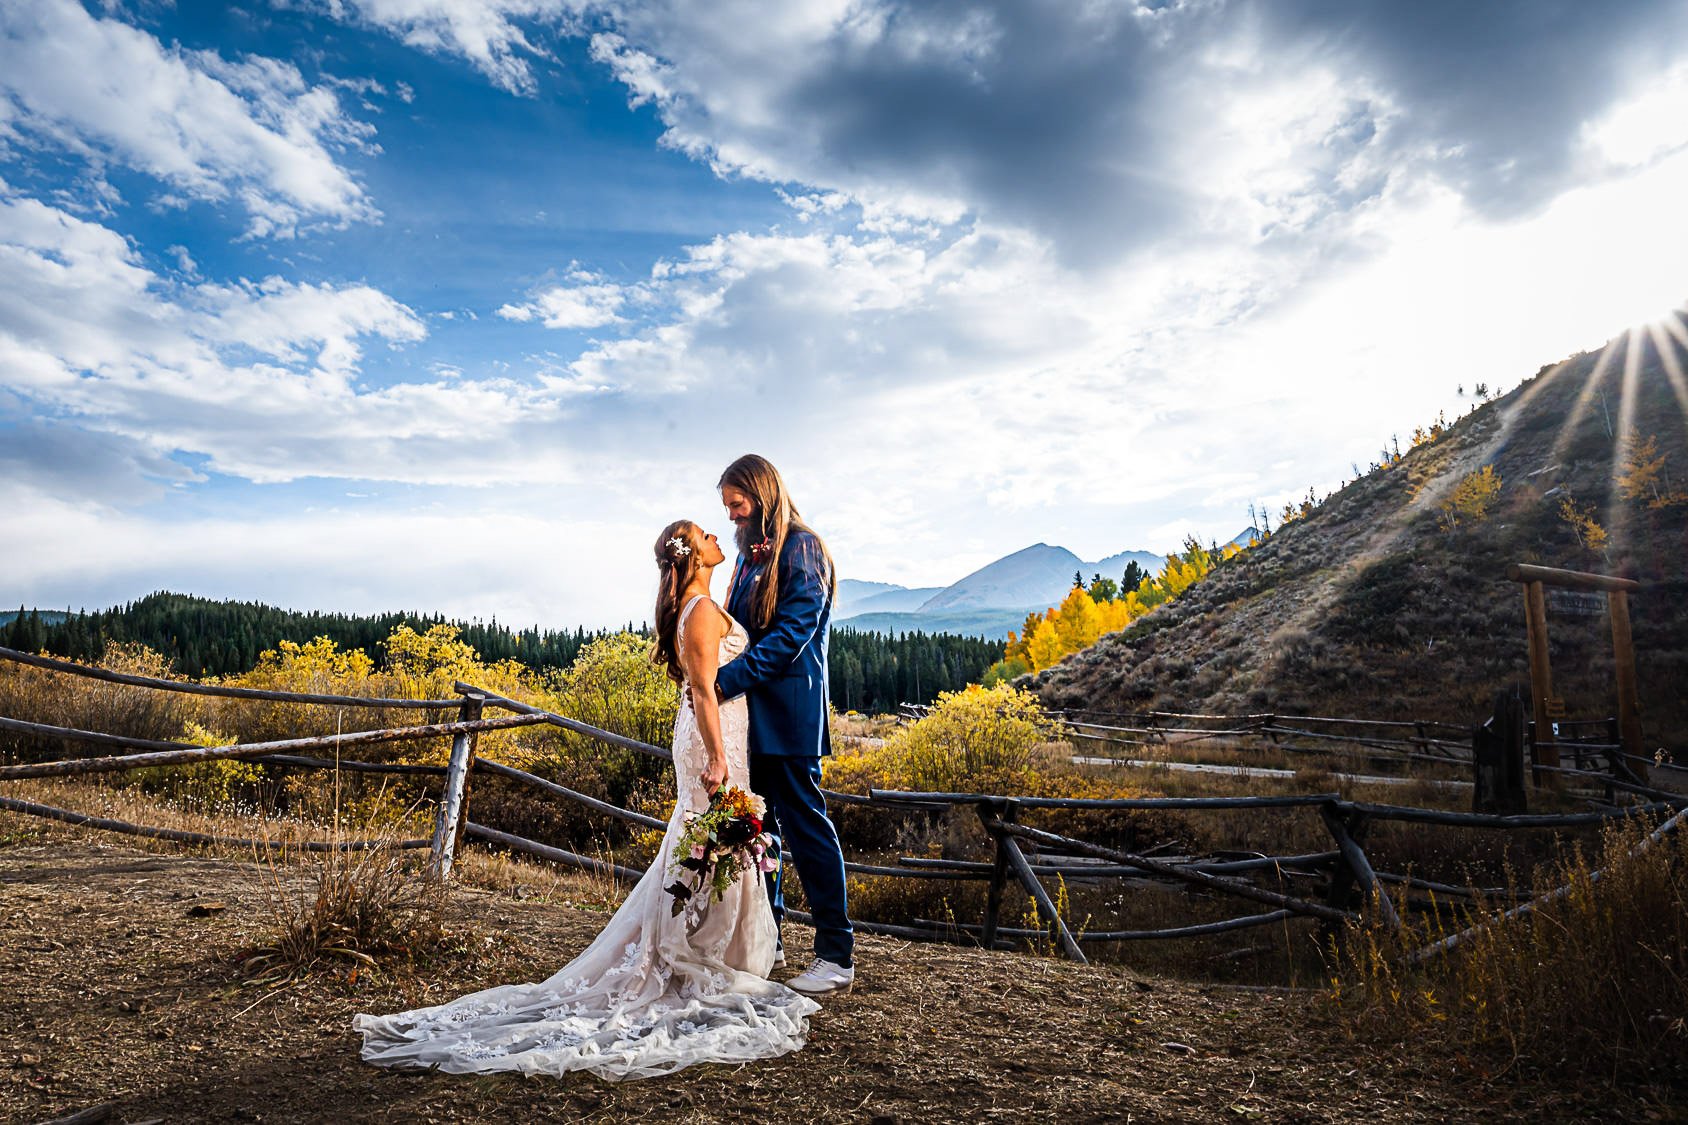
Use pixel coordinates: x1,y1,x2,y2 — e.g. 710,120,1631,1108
1027,617,1063,672
1053,586,1102,655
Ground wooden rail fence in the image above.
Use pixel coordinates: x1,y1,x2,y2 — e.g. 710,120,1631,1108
1,644,1682,966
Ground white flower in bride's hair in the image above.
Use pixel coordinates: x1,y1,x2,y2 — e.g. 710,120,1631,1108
667,536,692,558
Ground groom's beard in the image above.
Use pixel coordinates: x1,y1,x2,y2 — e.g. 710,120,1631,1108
734,509,770,556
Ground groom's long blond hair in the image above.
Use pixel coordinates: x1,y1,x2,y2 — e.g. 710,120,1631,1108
719,455,836,629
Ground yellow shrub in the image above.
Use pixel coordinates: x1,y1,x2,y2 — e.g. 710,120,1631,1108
516,633,680,808
1437,464,1501,532
876,684,1063,792
127,720,264,809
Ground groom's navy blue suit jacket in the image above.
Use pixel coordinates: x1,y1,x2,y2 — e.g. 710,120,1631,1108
715,528,833,758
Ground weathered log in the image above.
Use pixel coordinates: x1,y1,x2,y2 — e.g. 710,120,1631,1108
0,644,459,708
842,860,977,880
898,850,1338,880
428,695,483,882
979,798,1017,947
0,794,429,852
462,821,643,883
1334,799,1678,828
990,820,1355,925
255,754,447,776
995,827,1087,962
472,759,667,829
874,788,1341,810
1319,804,1401,931
921,909,1299,942
455,681,671,760
1531,763,1685,805
1505,563,1640,593
784,907,1010,948
0,713,549,780
0,715,184,754
1371,869,1533,903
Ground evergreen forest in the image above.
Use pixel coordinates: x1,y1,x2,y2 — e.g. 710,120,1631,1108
2,591,1002,712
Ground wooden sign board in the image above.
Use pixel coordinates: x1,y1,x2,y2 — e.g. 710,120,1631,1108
1543,697,1567,719
1546,589,1606,617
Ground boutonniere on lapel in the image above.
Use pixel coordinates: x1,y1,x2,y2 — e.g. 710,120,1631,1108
747,537,774,564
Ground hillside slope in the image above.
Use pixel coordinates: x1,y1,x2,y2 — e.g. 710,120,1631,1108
1035,332,1688,746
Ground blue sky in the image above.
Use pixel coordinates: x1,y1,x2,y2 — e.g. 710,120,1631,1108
5,0,1688,630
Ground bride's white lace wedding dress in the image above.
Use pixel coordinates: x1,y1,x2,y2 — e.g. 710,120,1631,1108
354,596,819,1080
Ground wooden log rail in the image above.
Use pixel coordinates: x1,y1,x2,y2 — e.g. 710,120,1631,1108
0,712,551,781
1056,715,1473,767
989,819,1356,927
896,850,1339,881
1532,762,1687,805
865,787,1683,960
0,794,429,853
871,789,1342,809
919,909,1298,943
465,821,644,884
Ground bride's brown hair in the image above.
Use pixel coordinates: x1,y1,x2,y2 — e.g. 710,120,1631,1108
718,454,836,629
651,520,703,684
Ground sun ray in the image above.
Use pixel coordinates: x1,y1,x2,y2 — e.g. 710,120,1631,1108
1601,329,1649,561
1647,314,1688,427
1548,338,1619,470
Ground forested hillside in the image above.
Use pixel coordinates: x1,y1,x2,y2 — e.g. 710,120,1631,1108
1,591,1001,711
1035,330,1688,746
829,628,1004,713
0,592,619,677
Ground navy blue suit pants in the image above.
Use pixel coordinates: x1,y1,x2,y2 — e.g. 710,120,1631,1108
750,753,853,967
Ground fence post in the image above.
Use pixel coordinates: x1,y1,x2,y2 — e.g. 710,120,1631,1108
979,799,1086,963
1472,689,1527,815
1319,803,1400,932
979,797,1017,948
428,692,485,883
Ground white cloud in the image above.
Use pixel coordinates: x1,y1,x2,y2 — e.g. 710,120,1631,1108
0,189,595,486
0,0,377,237
1584,62,1688,169
499,279,628,329
316,0,587,95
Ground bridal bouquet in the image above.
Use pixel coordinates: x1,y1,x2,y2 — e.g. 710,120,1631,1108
666,785,779,917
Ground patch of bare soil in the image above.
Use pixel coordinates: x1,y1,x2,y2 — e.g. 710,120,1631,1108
0,823,1667,1124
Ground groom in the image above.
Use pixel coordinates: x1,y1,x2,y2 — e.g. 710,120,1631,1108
713,454,854,995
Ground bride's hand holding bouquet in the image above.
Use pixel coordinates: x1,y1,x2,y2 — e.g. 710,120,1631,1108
666,785,778,918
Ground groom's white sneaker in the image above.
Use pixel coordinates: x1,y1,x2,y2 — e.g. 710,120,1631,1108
788,957,854,995
772,948,786,969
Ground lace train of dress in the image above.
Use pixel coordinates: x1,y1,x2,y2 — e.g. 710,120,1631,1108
353,597,819,1080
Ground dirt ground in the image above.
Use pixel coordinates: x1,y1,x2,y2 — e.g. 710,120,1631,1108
0,823,1675,1124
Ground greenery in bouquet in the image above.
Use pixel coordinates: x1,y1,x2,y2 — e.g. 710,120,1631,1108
665,785,778,917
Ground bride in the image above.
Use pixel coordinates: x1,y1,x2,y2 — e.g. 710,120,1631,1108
354,520,820,1080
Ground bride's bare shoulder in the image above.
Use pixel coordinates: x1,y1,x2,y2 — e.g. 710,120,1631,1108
681,595,727,649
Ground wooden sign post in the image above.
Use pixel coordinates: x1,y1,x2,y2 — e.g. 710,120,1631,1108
1506,563,1643,783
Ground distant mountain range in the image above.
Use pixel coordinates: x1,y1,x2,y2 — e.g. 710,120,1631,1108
835,541,1188,639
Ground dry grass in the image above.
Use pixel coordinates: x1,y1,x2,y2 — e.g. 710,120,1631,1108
238,839,443,984
1331,813,1688,1082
